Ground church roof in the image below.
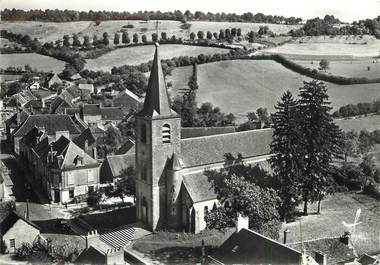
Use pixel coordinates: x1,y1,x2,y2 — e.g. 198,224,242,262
180,128,273,168
138,44,176,117
182,172,217,203
181,126,236,139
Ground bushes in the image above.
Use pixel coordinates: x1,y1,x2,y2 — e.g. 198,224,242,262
333,100,380,118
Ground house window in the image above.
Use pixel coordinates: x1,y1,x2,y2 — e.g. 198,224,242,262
68,172,74,185
204,206,209,216
162,124,171,143
87,170,94,182
69,189,74,199
141,123,147,144
9,239,15,248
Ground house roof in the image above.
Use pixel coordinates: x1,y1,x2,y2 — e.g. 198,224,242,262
64,107,80,115
180,128,273,168
104,154,135,178
182,172,217,203
289,237,356,264
0,211,40,235
115,138,135,155
212,228,301,265
83,104,101,116
181,126,236,139
72,128,96,150
50,92,73,113
138,44,176,117
13,114,81,138
78,84,94,90
100,107,124,120
113,89,142,110
20,126,47,148
47,73,62,85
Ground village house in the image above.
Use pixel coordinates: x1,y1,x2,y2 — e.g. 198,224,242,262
26,133,101,203
11,114,82,155
134,45,273,233
80,104,124,127
5,108,30,143
78,83,95,94
100,150,135,183
112,88,142,113
0,211,40,254
45,73,62,89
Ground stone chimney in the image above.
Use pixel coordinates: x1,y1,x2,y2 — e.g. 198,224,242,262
236,213,249,233
283,229,290,244
339,231,350,245
314,251,327,265
85,230,99,249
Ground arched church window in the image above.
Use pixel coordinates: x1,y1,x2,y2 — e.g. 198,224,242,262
141,123,147,143
162,124,171,143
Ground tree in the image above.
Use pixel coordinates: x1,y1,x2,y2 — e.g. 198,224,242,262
197,30,204,39
205,155,282,239
63,35,70,46
256,107,270,128
122,32,130,44
93,34,98,45
258,26,269,35
298,80,342,215
190,32,196,41
113,33,120,45
83,35,90,47
72,34,81,46
116,167,136,202
16,242,33,258
151,33,158,42
213,32,218,39
219,29,225,40
270,90,302,221
319,59,330,71
237,28,242,37
206,31,213,40
103,32,109,45
142,34,147,43
161,32,167,41
133,33,138,44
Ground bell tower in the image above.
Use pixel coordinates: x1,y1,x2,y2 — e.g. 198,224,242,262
135,43,181,230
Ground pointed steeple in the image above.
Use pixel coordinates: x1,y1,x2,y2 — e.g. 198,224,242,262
139,43,174,117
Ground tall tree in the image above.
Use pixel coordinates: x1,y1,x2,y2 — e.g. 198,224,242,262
161,32,167,40
141,34,147,43
197,30,204,39
270,90,302,221
298,80,342,215
190,32,196,41
122,32,130,44
72,34,81,46
133,33,139,44
83,35,90,47
113,33,120,45
63,35,70,46
206,31,213,40
151,33,158,42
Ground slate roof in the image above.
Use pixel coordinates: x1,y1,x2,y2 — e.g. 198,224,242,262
47,73,62,86
83,104,101,116
115,138,135,155
64,107,81,115
138,44,176,117
72,128,96,150
50,92,73,113
20,126,47,148
180,128,273,168
0,211,40,235
181,126,236,139
212,228,301,265
13,114,81,138
101,107,124,120
182,172,217,203
289,237,356,264
106,154,135,177
113,89,142,110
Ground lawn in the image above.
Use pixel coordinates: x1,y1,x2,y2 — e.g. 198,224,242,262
0,53,66,73
294,59,380,79
261,35,380,58
169,60,380,121
85,44,230,71
279,192,380,255
132,228,235,265
335,115,380,132
1,20,301,44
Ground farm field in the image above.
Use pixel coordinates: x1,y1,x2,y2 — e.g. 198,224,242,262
0,20,301,43
335,115,380,132
85,44,230,71
0,53,66,72
261,35,380,58
279,192,380,256
294,59,380,79
169,60,380,120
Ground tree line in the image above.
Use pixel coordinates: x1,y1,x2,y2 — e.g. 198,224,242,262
332,99,380,118
2,8,303,24
289,15,380,38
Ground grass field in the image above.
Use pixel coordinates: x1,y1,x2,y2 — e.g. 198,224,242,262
0,20,301,44
294,59,380,79
335,115,380,132
279,192,380,255
85,44,230,71
0,53,66,72
169,60,380,121
261,35,380,58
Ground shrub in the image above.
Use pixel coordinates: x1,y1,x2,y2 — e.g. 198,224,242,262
16,242,33,259
122,24,134,29
0,240,7,254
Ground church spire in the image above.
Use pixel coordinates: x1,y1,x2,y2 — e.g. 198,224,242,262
139,43,174,117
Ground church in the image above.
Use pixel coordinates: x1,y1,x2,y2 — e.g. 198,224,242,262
135,44,273,233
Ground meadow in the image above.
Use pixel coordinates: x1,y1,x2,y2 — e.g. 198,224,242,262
260,35,380,58
169,60,380,120
0,53,66,72
294,59,380,79
85,44,230,71
0,20,301,43
335,115,380,132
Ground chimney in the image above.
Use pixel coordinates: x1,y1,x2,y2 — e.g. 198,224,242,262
85,230,99,249
314,251,327,265
236,213,249,233
339,231,350,245
283,229,290,244
92,146,97,160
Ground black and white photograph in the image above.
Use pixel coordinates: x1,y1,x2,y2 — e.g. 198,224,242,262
0,0,379,264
